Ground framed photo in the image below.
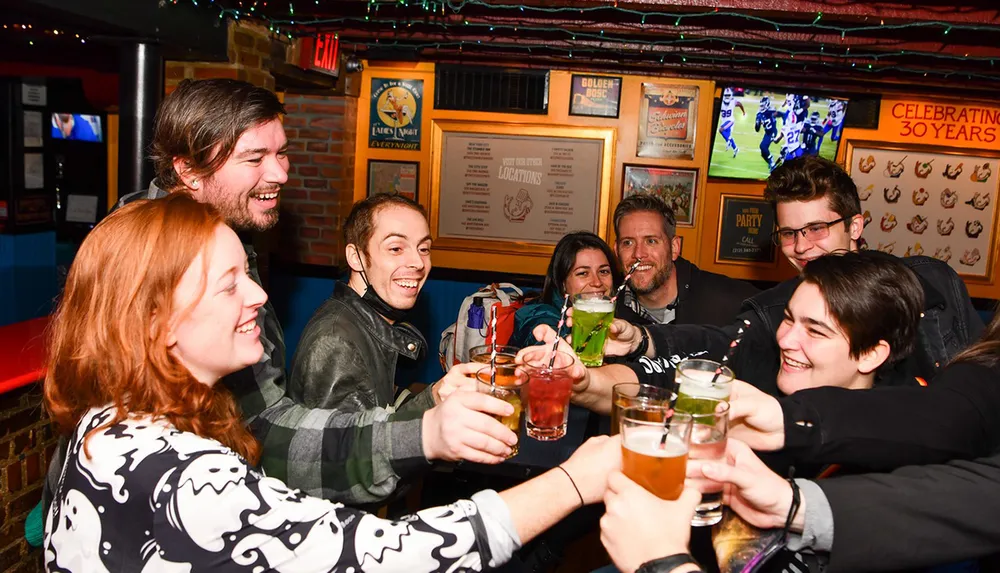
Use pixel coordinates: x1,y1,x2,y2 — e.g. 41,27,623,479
430,120,616,256
569,74,622,119
367,159,419,201
369,78,423,150
846,140,1000,281
622,165,698,226
637,83,699,160
715,195,777,265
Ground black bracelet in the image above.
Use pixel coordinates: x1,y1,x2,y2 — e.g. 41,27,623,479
624,327,650,362
636,553,701,573
556,465,585,507
782,468,802,543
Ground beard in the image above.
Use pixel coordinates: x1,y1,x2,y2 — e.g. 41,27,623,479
629,261,673,295
200,182,280,232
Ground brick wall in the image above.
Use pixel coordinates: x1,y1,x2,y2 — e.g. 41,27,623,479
274,94,358,267
0,384,58,573
165,21,284,92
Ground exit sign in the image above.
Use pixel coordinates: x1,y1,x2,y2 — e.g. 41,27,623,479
300,34,339,76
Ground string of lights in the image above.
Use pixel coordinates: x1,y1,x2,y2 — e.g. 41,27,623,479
1,23,88,45
166,0,1000,83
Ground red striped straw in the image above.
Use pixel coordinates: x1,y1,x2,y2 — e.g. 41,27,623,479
610,259,643,304
548,293,570,369
489,305,498,388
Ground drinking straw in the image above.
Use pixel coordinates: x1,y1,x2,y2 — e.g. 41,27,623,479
610,259,643,304
661,319,750,447
489,305,498,389
548,293,570,369
711,319,751,384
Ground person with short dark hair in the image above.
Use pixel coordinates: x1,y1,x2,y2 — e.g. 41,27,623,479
288,193,522,503
612,194,758,327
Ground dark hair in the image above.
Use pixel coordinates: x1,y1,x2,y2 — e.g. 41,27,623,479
150,79,286,191
951,308,1000,367
541,232,623,302
800,250,923,365
344,193,428,256
764,156,861,230
612,195,676,240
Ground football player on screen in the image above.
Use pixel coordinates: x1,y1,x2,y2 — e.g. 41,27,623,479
754,96,780,171
801,111,824,156
717,87,746,158
824,99,846,143
775,103,805,162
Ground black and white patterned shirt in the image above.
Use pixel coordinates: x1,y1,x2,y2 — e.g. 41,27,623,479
44,406,519,572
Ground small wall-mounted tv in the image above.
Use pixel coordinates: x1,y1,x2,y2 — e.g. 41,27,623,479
708,86,849,181
51,113,103,142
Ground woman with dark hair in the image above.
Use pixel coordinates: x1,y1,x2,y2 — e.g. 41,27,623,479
42,193,621,571
511,231,641,348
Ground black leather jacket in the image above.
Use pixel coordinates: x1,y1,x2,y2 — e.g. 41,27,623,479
288,281,434,413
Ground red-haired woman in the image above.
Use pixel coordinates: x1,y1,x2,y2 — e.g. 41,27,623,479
43,193,619,571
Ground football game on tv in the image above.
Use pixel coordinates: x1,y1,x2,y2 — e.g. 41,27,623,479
708,86,848,180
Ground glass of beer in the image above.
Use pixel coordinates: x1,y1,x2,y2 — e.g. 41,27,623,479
571,293,615,367
620,406,693,501
521,347,576,441
476,367,525,459
470,344,520,366
673,358,734,417
688,401,729,526
611,383,674,436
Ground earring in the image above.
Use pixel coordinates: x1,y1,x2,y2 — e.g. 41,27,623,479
191,178,199,188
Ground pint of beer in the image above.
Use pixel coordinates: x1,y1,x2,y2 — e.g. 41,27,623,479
620,407,693,501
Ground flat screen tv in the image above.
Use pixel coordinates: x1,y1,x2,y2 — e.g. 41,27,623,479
51,113,103,142
708,86,848,180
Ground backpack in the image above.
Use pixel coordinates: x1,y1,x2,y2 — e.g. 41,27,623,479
439,283,525,371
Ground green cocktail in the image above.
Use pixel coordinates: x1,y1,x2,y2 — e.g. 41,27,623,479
571,293,615,367
673,358,734,416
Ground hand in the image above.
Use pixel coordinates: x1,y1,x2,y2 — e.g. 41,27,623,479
433,362,482,404
696,439,794,530
605,319,643,357
559,435,621,504
523,325,590,393
421,391,518,464
601,472,701,573
727,381,785,451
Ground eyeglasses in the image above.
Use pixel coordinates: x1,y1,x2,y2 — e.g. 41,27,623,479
771,217,847,245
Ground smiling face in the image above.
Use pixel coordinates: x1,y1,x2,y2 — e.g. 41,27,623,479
775,198,863,271
188,119,289,232
615,210,681,295
168,224,268,386
775,282,878,394
563,248,614,297
348,204,432,313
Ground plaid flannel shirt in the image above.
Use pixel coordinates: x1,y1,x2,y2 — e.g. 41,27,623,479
118,183,427,505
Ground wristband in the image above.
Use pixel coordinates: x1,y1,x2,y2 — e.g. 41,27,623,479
556,465,585,507
636,553,701,573
623,327,650,362
782,467,802,543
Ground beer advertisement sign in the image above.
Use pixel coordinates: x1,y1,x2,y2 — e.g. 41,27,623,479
637,83,699,160
369,78,423,150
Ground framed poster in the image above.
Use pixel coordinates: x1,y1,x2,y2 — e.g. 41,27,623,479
637,83,699,160
622,165,698,226
569,74,622,118
430,121,616,255
846,140,1000,280
716,195,776,264
369,78,423,150
367,159,419,201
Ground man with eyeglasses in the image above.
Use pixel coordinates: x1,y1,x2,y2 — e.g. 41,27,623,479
551,155,982,406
